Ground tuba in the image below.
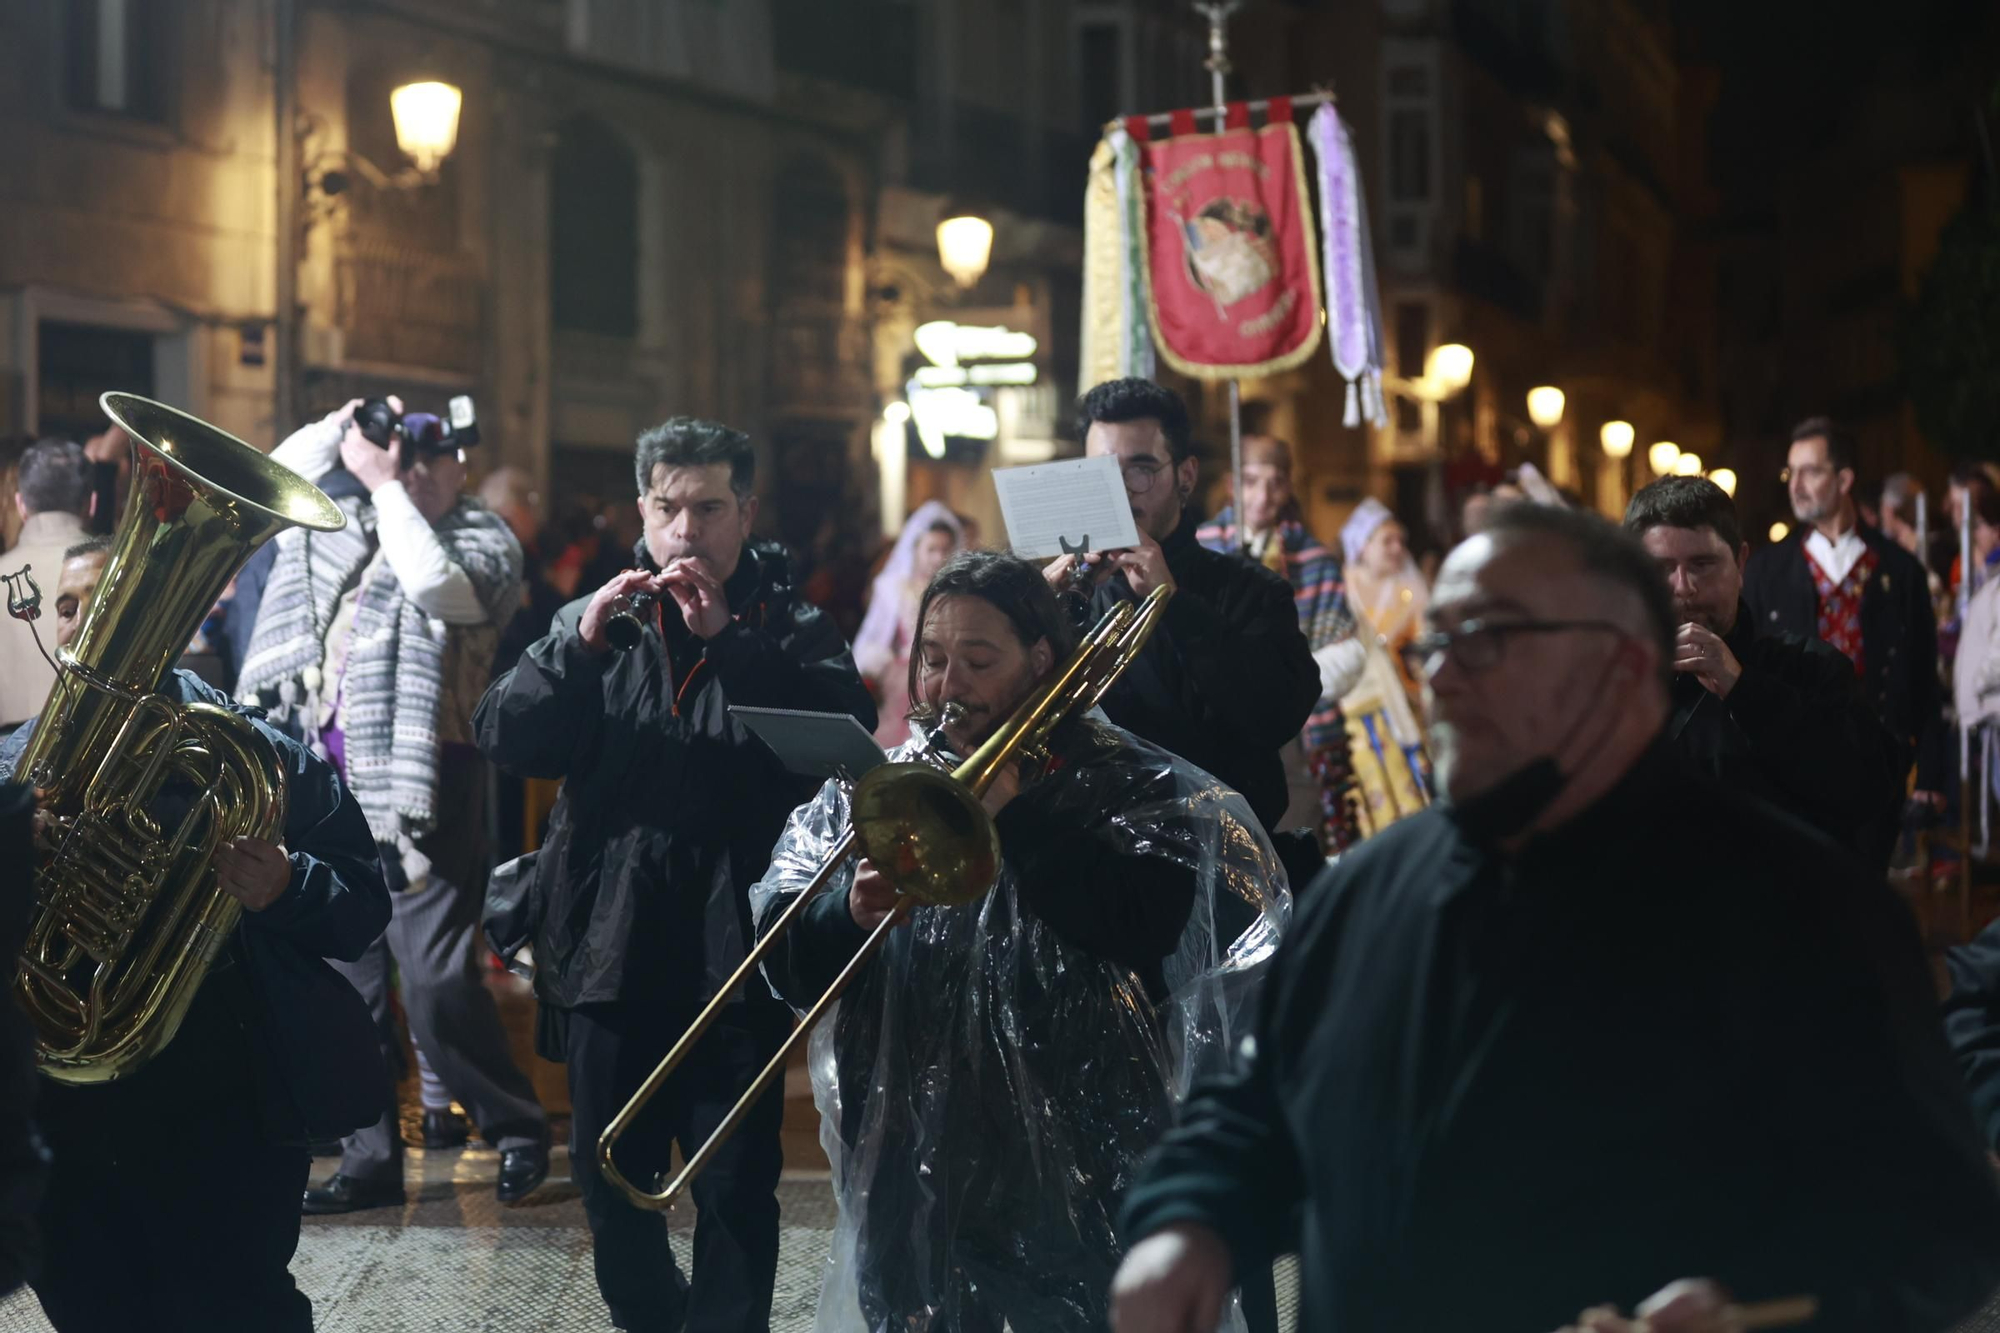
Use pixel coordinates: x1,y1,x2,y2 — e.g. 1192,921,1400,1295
11,393,346,1083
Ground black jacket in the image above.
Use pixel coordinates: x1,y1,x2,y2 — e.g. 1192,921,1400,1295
1670,603,1903,868
474,541,875,1014
1078,513,1320,832
1121,743,2000,1332
1946,918,2000,1155
0,670,391,1143
1743,525,1940,787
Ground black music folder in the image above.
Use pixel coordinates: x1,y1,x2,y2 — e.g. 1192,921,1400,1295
730,706,888,781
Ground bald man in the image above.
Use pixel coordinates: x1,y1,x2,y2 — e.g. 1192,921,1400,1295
1114,503,2000,1333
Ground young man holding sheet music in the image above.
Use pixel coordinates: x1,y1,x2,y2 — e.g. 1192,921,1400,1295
474,417,874,1333
1046,378,1322,863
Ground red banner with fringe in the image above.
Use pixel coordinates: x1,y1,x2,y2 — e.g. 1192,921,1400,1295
1137,120,1322,380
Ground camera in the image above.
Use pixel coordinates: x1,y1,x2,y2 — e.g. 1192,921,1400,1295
354,395,481,467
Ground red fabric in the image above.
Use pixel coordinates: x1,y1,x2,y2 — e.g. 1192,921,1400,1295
1169,109,1197,137
1803,543,1877,678
1267,96,1294,127
1138,121,1322,377
1124,115,1151,143
1225,101,1250,130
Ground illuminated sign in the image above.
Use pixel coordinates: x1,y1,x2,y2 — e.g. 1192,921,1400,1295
909,387,998,459
913,320,1038,369
911,362,1040,389
905,319,1038,458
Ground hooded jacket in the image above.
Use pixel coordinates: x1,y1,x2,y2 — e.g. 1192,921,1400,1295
474,540,875,1015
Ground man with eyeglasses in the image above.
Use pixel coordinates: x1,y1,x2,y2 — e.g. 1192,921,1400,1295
1625,476,1901,870
1745,417,1940,811
1045,378,1320,854
1112,502,2000,1333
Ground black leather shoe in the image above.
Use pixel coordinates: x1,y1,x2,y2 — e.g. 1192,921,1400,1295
496,1143,549,1205
415,1108,469,1150
303,1173,406,1215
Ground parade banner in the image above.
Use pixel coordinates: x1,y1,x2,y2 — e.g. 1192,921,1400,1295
1133,111,1322,380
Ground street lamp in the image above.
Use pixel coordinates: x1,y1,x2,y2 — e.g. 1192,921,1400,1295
1599,420,1635,459
1526,386,1565,429
1674,452,1703,477
1709,467,1737,497
389,81,463,176
1648,442,1681,476
937,212,994,289
1427,343,1475,394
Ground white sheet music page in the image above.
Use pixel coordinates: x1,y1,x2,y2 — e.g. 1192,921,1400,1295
992,454,1141,560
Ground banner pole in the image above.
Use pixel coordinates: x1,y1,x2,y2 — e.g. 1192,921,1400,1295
1197,2,1249,552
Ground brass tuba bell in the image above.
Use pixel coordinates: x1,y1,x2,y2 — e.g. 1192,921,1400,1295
11,393,346,1083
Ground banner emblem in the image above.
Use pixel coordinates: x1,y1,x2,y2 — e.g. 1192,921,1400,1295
1139,123,1322,379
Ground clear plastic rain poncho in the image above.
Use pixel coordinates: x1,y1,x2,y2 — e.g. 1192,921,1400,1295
750,717,1289,1333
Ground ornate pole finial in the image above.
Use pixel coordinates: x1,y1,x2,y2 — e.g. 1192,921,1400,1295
1194,1,1243,94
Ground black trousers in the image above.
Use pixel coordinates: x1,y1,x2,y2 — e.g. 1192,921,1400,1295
31,968,312,1333
563,998,786,1333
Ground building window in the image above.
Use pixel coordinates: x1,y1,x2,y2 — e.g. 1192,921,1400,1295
551,116,640,338
771,157,850,310
1394,301,1429,380
38,323,154,441
64,0,167,121
1388,110,1431,203
1078,21,1124,137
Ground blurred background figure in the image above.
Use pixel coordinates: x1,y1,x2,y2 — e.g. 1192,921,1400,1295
1342,497,1429,709
852,500,962,748
0,440,93,737
0,436,31,554
1196,432,1366,855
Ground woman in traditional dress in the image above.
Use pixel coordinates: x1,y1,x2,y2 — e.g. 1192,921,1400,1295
1335,499,1430,833
852,501,963,748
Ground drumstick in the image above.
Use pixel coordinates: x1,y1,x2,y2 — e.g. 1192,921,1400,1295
1633,1296,1817,1332
1735,1297,1818,1330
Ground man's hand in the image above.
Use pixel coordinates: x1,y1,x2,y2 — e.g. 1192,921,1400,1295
1109,1223,1234,1333
661,558,732,639
1674,623,1742,699
1042,552,1114,592
848,859,903,931
339,425,400,495
578,569,665,654
1557,1279,1742,1333
1111,532,1177,599
980,759,1023,817
212,836,291,912
83,425,130,468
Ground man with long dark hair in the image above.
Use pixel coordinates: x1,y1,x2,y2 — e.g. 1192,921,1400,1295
755,549,1286,1332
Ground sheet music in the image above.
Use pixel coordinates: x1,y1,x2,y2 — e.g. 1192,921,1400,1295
992,454,1141,560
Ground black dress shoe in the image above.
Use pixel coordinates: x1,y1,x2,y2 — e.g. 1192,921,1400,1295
415,1108,469,1150
303,1173,406,1215
496,1143,549,1204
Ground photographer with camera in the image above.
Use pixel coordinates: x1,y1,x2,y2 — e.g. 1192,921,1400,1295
238,395,551,1212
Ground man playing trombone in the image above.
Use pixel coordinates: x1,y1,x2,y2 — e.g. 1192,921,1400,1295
475,418,874,1333
752,550,1287,1333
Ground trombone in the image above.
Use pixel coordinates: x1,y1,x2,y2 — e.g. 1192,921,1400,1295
597,585,1175,1209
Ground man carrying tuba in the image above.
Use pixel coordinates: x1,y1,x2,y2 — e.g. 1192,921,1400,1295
1,554,390,1332
752,550,1287,1333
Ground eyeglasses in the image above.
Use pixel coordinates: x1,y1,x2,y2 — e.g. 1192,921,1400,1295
1399,618,1627,679
1119,459,1168,494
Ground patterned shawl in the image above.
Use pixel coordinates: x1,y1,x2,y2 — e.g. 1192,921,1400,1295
237,493,520,850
